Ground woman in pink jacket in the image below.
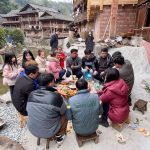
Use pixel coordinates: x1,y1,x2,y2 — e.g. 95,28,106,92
47,51,66,82
98,68,129,127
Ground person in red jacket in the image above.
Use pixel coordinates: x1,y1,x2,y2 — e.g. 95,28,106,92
58,47,66,69
97,68,129,127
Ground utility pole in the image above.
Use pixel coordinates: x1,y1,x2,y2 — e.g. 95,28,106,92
109,0,118,38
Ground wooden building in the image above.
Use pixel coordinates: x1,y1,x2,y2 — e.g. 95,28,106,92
73,0,138,41
2,3,73,39
135,0,150,42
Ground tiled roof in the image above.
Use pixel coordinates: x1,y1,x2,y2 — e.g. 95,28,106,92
40,11,73,22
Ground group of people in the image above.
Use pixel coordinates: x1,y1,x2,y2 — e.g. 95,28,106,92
2,43,134,144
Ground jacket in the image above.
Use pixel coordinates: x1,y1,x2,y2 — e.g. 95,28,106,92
59,51,66,69
100,79,129,124
97,54,114,73
27,86,66,138
118,60,134,94
85,35,94,51
3,64,19,86
46,56,62,79
67,89,101,136
12,75,36,116
66,56,82,72
35,56,47,73
82,55,97,71
50,33,58,49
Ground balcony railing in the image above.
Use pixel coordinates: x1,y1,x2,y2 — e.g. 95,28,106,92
2,20,20,24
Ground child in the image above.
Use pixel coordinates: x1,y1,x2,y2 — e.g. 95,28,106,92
22,50,35,68
47,51,66,82
57,47,66,69
35,49,47,73
3,52,20,99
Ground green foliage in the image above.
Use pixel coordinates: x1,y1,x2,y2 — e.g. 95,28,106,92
0,0,19,14
10,28,25,44
0,27,6,49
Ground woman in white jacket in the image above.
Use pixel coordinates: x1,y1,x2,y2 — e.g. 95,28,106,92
3,52,21,99
35,49,47,73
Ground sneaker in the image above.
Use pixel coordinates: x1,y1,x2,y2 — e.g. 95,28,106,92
99,118,109,127
56,134,66,145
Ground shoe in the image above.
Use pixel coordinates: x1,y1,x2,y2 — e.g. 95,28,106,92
99,118,109,127
56,134,66,145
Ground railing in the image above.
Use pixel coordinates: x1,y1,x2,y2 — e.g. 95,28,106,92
42,24,68,29
74,11,87,23
134,27,150,42
2,21,20,24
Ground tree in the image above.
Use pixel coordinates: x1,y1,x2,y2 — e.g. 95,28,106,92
0,28,6,49
0,0,11,14
10,28,25,44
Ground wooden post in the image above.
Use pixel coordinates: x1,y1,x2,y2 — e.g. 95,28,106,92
109,0,118,38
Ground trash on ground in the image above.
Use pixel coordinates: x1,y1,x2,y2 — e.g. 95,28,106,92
116,133,126,144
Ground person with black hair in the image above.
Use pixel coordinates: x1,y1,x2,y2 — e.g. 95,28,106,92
47,51,66,82
22,50,35,69
3,52,20,99
27,73,67,144
85,31,94,51
97,68,129,127
112,53,134,106
12,65,39,116
50,30,60,52
67,79,102,136
35,49,47,73
66,49,83,79
82,50,98,80
111,51,122,59
93,48,113,83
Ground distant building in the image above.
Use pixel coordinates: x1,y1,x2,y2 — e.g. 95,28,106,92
135,0,150,42
73,0,138,41
0,14,5,26
2,3,73,39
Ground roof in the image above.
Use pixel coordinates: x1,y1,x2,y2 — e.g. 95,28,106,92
40,11,73,22
3,10,19,18
19,3,58,13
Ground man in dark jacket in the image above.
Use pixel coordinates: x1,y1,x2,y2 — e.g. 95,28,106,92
66,49,83,79
27,73,67,144
93,48,113,82
82,50,98,79
112,53,134,106
12,65,39,116
50,30,60,52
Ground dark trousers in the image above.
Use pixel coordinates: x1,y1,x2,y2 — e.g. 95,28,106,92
101,103,109,121
66,70,83,79
57,115,68,135
59,69,66,79
9,85,14,100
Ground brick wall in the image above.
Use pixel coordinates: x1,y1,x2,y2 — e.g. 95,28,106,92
95,5,137,40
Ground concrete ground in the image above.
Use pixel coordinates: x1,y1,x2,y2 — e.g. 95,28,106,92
0,42,150,150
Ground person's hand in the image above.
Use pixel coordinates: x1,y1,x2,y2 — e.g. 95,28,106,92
93,71,98,75
71,65,75,69
85,66,90,70
100,71,104,77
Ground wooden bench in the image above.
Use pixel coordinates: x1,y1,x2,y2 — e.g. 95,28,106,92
111,117,130,132
37,136,55,149
76,132,99,147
